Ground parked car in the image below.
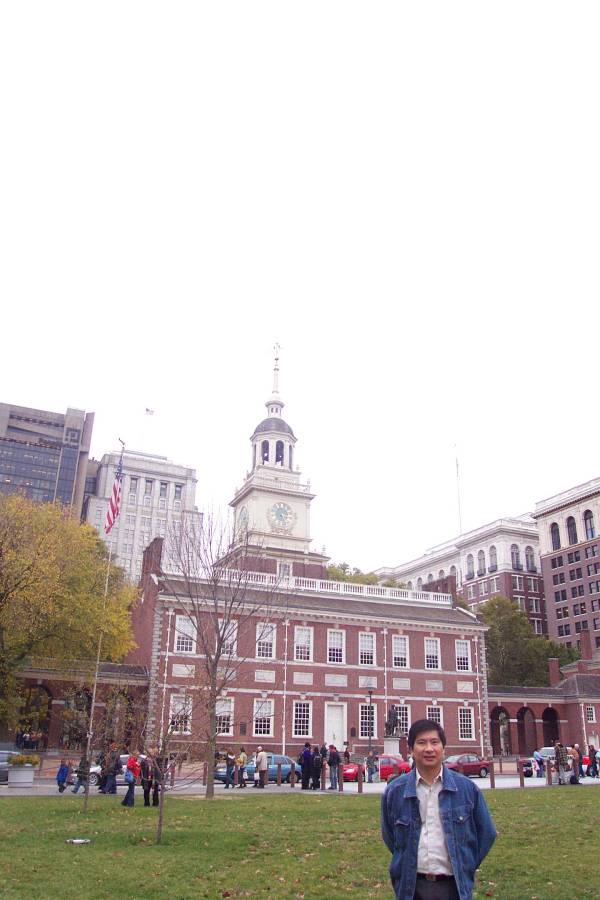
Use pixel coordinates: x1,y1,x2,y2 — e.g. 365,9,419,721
538,746,556,762
379,754,411,781
445,753,490,778
0,750,19,783
214,753,298,784
341,760,365,782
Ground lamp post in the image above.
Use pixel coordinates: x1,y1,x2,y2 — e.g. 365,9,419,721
368,690,373,754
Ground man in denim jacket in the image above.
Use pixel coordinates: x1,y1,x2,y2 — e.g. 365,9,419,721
381,719,496,900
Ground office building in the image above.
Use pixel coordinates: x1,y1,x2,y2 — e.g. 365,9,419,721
0,402,94,516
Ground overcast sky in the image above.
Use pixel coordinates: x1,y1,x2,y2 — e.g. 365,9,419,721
1,3,598,572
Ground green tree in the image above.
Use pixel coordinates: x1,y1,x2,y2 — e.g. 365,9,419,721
481,595,578,686
326,562,379,585
0,495,136,736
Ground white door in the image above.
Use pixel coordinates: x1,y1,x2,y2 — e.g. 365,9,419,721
324,703,346,748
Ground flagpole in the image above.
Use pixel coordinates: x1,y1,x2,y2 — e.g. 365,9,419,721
83,440,125,812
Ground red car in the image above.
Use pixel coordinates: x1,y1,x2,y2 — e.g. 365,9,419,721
342,761,365,782
379,754,411,781
445,753,490,778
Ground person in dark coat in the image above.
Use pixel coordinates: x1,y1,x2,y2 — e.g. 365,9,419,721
56,759,70,793
71,756,89,793
140,755,153,806
105,743,120,795
300,742,313,790
311,745,322,790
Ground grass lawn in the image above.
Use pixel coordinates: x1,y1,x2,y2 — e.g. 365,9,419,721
0,788,599,899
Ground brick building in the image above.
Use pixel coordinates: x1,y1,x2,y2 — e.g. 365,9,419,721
124,356,491,758
375,517,546,635
532,476,600,651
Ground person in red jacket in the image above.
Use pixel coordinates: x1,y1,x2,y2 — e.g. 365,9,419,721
121,750,141,807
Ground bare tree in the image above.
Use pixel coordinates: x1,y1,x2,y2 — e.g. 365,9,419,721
155,512,286,800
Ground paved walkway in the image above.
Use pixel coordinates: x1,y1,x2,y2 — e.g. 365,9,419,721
3,773,600,798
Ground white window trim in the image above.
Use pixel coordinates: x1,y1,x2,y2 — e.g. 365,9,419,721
327,628,346,665
292,700,313,738
586,705,596,723
426,705,443,727
216,697,234,735
252,697,274,737
424,637,441,671
169,694,192,734
359,702,378,739
256,622,276,660
392,634,410,669
358,631,376,667
458,707,475,741
174,614,196,654
218,619,238,657
455,639,472,672
293,625,314,663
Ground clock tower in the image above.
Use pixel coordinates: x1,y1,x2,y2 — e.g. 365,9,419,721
229,347,328,578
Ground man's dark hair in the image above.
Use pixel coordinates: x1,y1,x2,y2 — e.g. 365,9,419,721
407,719,447,749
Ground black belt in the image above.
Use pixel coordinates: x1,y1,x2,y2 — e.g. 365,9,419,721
417,873,455,882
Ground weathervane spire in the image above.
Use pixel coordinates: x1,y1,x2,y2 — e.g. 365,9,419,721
273,342,281,395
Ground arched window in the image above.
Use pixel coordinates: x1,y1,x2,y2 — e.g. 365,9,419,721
525,546,535,572
584,510,596,541
489,546,497,572
407,580,413,590
450,564,457,583
567,516,578,545
261,440,269,463
550,522,561,551
417,577,423,591
427,573,434,583
438,569,445,579
466,554,474,579
477,550,486,576
511,544,521,569
275,440,284,465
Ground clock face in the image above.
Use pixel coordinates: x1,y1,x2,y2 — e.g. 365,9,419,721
267,501,297,533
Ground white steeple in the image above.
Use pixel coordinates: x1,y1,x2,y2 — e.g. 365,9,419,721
265,342,284,418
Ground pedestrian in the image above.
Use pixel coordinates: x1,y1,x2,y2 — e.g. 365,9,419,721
587,744,597,779
343,746,351,765
121,750,140,807
532,748,544,778
140,754,153,806
595,746,600,779
71,755,89,794
237,746,248,788
328,744,340,790
300,741,313,790
382,718,496,900
56,758,70,793
255,746,268,788
366,750,377,784
105,743,120,795
152,750,166,806
224,749,236,789
311,745,322,790
320,743,328,762
554,741,570,785
573,743,585,779
568,744,580,784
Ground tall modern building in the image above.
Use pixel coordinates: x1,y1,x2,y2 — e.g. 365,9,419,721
0,402,94,516
85,450,198,579
375,516,546,635
532,476,600,651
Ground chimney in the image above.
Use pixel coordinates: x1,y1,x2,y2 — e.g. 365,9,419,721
548,658,561,687
580,629,593,661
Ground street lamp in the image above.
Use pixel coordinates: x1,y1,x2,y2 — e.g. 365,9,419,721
368,690,373,754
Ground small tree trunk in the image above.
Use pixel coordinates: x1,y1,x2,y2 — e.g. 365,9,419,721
156,774,166,845
205,702,217,800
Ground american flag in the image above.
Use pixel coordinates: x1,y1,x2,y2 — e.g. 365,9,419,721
104,454,124,534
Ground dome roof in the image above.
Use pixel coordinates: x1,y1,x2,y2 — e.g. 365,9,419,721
252,417,296,439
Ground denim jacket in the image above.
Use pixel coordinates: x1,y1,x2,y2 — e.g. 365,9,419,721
381,765,496,900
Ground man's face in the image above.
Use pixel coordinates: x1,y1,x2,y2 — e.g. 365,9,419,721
410,729,444,777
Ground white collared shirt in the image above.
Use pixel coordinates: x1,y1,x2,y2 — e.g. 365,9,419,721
416,771,453,875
